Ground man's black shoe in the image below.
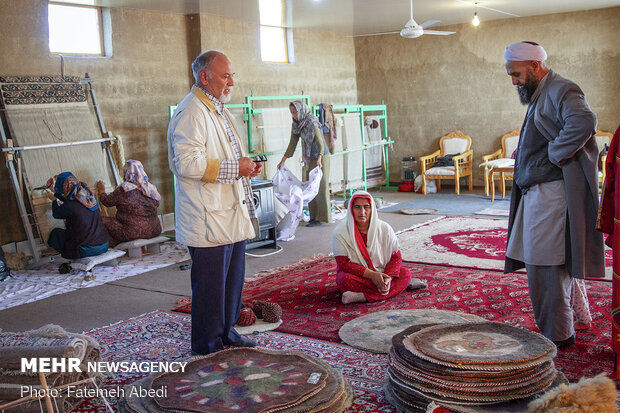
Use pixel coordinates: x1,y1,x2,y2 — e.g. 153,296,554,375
553,334,576,350
306,220,322,227
228,336,257,348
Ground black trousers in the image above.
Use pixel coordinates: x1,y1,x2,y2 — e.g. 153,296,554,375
188,241,246,354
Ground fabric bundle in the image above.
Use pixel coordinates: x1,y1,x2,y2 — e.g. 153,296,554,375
117,348,352,413
272,165,322,241
0,325,105,413
384,322,565,412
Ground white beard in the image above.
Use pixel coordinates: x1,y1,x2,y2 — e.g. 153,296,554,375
219,88,232,103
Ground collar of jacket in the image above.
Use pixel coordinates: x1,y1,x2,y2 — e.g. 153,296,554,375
191,85,219,113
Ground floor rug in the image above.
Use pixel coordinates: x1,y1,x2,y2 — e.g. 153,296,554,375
396,216,613,277
0,241,189,311
173,256,615,385
338,309,484,354
381,193,510,216
72,311,395,413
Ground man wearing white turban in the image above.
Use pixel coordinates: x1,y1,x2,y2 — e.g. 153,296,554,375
503,41,605,349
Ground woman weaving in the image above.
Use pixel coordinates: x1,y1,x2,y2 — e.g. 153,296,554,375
332,190,425,304
96,160,162,247
45,172,109,259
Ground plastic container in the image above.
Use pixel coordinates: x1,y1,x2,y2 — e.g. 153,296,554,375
401,156,418,182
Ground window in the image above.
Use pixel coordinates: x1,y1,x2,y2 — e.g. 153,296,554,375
259,0,294,63
48,2,105,56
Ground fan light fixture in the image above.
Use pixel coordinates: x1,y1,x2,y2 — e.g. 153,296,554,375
472,3,480,26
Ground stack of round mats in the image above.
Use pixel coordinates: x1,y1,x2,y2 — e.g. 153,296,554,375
117,348,352,413
384,321,567,413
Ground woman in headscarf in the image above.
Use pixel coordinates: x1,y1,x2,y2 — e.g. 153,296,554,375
45,172,109,259
277,100,332,226
333,191,425,304
96,160,162,247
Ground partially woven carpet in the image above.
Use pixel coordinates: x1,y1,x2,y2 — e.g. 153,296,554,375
173,256,614,383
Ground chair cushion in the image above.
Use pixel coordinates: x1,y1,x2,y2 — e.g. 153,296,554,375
504,136,519,157
443,138,469,155
425,166,456,176
484,158,515,168
72,249,126,272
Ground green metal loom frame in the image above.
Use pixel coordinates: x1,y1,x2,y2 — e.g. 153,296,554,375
168,95,394,192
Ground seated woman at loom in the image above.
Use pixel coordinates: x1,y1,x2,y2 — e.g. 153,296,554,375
332,190,425,304
45,172,109,259
96,160,162,247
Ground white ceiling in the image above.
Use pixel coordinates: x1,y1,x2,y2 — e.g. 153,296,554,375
86,0,620,36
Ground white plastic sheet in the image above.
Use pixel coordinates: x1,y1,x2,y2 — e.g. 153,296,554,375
272,166,322,241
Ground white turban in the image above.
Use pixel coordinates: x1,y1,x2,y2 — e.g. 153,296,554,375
504,42,547,63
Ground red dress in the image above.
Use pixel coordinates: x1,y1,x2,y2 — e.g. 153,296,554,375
334,233,411,302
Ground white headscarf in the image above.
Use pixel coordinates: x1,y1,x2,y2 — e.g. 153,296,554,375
332,190,400,272
504,41,547,63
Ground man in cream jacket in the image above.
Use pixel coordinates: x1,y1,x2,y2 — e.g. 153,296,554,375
168,50,262,355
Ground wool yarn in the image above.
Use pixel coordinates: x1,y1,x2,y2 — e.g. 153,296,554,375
237,307,256,327
262,302,282,323
253,300,267,318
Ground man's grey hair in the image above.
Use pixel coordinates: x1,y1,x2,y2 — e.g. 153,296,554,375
191,50,227,84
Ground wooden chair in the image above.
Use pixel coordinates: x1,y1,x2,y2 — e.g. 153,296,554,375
481,129,520,197
595,129,613,188
420,131,473,195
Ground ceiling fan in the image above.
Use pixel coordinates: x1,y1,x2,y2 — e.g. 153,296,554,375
352,0,456,38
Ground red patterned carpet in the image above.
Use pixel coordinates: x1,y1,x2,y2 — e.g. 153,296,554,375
173,255,615,383
74,311,395,412
396,216,613,277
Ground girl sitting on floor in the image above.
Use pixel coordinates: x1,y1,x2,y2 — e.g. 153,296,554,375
332,190,425,304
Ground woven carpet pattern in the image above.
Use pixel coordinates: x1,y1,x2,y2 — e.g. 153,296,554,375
173,256,614,384
73,311,392,412
396,216,612,277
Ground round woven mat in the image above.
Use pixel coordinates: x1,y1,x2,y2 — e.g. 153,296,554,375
234,319,282,335
147,348,351,413
403,322,556,369
338,309,484,354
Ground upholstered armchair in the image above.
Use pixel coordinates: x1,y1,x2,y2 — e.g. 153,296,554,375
595,129,613,188
420,131,473,195
481,129,520,197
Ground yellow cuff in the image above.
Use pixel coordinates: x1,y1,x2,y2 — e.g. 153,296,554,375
201,159,221,183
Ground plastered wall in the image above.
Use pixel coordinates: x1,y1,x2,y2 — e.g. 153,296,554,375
354,7,620,184
0,0,357,245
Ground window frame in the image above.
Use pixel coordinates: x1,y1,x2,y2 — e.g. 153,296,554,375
48,1,105,57
258,0,292,64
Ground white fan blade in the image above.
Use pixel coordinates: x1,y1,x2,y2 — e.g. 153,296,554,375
423,30,456,35
350,31,401,38
420,19,440,29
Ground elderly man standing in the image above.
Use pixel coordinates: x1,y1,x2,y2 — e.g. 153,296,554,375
168,50,262,355
503,41,605,349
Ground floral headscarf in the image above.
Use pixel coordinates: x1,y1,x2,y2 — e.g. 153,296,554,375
290,100,321,160
54,172,99,211
120,160,161,202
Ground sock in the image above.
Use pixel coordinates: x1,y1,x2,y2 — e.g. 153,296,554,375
341,291,366,304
